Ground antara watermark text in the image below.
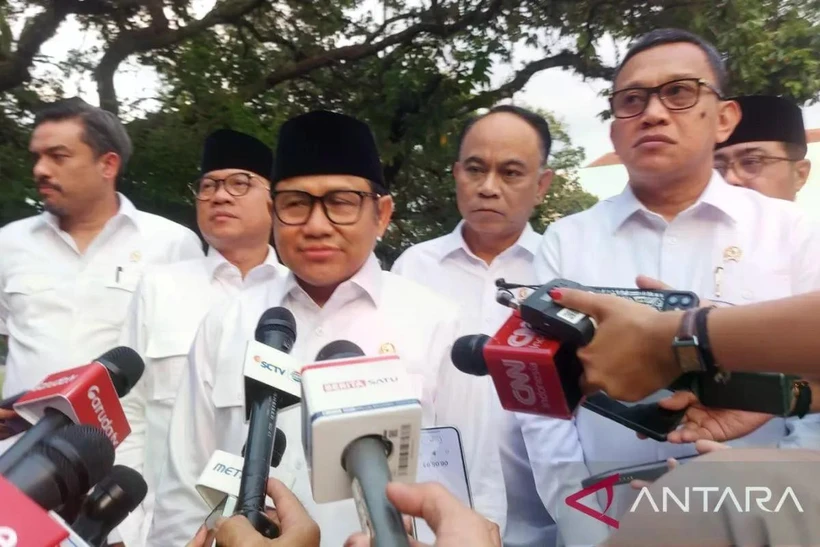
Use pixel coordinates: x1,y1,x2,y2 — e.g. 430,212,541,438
631,486,804,514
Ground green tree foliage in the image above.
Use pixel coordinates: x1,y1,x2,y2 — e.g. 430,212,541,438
0,0,818,264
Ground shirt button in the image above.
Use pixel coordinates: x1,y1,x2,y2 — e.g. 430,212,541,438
667,236,678,245
315,327,324,336
741,289,753,300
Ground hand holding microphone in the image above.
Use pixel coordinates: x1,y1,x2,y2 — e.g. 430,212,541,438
343,483,502,547
302,340,422,547
236,307,299,539
187,479,319,547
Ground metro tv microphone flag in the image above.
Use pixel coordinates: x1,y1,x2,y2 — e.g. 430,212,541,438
235,307,299,539
0,347,144,474
302,340,420,547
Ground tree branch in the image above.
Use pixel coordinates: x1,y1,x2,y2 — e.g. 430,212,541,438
457,50,615,115
95,0,268,114
244,0,505,98
0,1,71,93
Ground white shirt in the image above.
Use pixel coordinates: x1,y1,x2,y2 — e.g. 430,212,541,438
0,193,204,397
114,246,283,547
393,222,606,546
146,255,506,547
534,173,820,518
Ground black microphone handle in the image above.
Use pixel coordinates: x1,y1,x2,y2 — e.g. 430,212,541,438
3,452,64,510
235,390,281,538
344,437,411,547
0,408,71,474
70,517,107,547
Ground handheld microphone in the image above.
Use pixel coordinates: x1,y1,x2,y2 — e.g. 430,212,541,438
302,340,421,547
70,465,148,547
3,424,115,513
235,307,299,539
0,347,144,474
452,312,583,419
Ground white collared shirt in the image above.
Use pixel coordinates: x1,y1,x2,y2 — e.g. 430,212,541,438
146,255,505,547
534,173,820,519
393,222,605,547
113,246,283,547
0,193,204,397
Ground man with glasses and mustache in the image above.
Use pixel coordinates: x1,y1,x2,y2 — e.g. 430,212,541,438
530,29,820,525
148,110,503,546
714,95,811,201
0,98,202,446
110,129,283,547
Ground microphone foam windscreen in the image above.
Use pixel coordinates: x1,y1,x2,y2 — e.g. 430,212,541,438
107,465,148,507
96,346,145,397
451,335,490,376
255,307,297,342
272,428,287,468
47,424,116,493
315,340,365,361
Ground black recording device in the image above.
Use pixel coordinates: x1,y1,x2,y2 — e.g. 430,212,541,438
581,454,699,489
495,278,700,440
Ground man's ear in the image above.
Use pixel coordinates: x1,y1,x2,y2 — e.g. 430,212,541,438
536,169,554,203
375,195,394,238
98,151,122,184
715,99,741,145
794,158,811,194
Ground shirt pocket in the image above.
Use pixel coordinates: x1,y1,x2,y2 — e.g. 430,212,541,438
718,267,793,305
145,331,192,403
98,266,143,326
4,274,61,331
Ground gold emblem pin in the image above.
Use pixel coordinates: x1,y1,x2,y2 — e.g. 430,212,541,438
723,246,742,263
129,251,142,263
518,288,531,300
379,343,396,355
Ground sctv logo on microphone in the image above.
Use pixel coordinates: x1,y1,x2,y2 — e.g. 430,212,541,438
253,355,301,382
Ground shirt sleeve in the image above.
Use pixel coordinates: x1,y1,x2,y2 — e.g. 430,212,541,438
111,278,151,546
517,413,613,545
0,265,9,336
791,213,820,293
533,226,562,284
432,309,508,533
146,316,218,546
173,227,205,262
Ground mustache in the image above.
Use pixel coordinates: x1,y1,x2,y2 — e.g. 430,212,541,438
36,179,62,192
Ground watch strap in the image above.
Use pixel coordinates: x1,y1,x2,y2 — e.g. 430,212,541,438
789,380,812,419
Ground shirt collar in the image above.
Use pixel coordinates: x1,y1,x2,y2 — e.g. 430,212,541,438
204,245,281,280
609,171,742,233
36,192,140,232
283,252,383,307
435,220,540,261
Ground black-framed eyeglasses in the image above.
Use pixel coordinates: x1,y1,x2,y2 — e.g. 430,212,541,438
271,189,380,226
188,172,268,201
610,78,723,119
714,154,796,180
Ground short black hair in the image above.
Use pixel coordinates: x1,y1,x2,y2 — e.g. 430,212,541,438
457,104,552,165
614,28,729,94
34,97,133,178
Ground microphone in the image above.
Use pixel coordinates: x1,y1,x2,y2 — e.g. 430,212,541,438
196,430,292,519
452,312,583,419
235,307,299,539
3,424,115,513
70,465,148,547
302,340,421,547
0,347,144,474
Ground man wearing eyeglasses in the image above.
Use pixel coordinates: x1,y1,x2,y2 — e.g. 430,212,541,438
714,95,811,201
148,110,504,546
112,128,283,547
532,28,820,525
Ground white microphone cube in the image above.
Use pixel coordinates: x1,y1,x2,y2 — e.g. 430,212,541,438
242,340,302,420
195,450,296,509
301,354,422,503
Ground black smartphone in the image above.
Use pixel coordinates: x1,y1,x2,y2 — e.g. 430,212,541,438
581,392,685,442
582,454,699,488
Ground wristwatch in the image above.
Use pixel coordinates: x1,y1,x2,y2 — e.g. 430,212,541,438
672,308,708,374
